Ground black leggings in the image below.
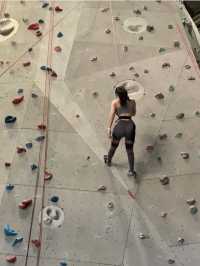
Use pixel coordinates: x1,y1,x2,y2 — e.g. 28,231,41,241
108,119,136,171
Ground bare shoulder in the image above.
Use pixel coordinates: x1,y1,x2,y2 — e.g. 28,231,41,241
112,99,118,107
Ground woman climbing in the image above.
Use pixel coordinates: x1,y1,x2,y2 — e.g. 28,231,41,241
104,85,136,177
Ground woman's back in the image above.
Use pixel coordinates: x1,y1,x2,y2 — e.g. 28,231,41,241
115,99,136,117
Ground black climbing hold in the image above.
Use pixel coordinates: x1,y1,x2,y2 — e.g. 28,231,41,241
50,195,59,203
31,93,38,98
57,32,63,38
31,164,38,171
38,19,44,24
35,135,45,142
17,88,24,94
5,116,17,124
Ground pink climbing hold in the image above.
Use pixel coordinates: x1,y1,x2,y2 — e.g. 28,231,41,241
44,171,53,181
19,199,32,209
6,255,17,263
54,46,62,52
27,23,39,31
12,96,24,105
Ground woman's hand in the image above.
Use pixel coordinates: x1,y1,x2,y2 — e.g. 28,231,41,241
107,128,112,139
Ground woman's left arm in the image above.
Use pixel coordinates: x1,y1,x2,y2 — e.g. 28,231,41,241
107,101,116,138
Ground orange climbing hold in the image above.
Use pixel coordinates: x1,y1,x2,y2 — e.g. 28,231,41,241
12,96,24,105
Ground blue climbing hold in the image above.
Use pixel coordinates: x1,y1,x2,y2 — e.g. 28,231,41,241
5,184,14,192
4,224,18,236
40,65,47,71
31,164,38,171
12,236,23,246
35,135,45,142
5,116,17,124
57,32,63,38
50,195,59,203
26,142,33,149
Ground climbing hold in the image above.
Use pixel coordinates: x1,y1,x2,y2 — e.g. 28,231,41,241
11,41,17,46
37,124,46,130
42,2,49,8
55,6,63,12
38,19,44,24
188,76,195,80
17,147,26,154
107,202,114,210
159,133,167,140
159,47,166,53
138,233,149,239
110,72,116,77
59,262,67,266
162,62,170,68
168,259,175,264
100,7,109,12
54,46,62,52
144,69,149,74
146,25,154,32
23,62,31,67
90,56,98,62
176,113,184,119
5,162,11,167
157,156,162,162
92,91,98,98
57,32,63,38
22,18,29,24
50,195,59,203
138,36,143,40
25,142,33,149
49,6,53,11
6,255,17,263
35,135,45,142
180,152,189,159
31,239,41,248
195,110,200,116
160,212,168,218
174,40,180,48
190,205,198,215
129,66,135,71
20,0,25,4
5,184,14,192
5,116,17,124
177,237,184,245
143,6,148,11
4,224,18,236
134,73,140,78
175,132,183,138
169,85,175,92
31,164,38,171
133,9,142,15
105,28,111,34
113,16,120,21
155,93,164,100
86,156,90,160
150,112,156,118
40,65,47,71
36,31,42,37
160,176,169,185
12,236,23,247
146,145,154,152
185,64,191,69
168,24,173,29
17,88,23,94
97,185,107,192
12,96,24,105
44,171,53,181
4,13,10,18
186,198,196,205
19,199,32,209
31,93,38,98
27,23,39,31
51,71,57,78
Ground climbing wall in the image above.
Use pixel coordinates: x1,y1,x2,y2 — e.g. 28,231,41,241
0,1,200,266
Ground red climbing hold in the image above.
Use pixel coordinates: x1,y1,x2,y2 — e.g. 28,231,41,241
37,124,46,130
17,147,26,154
19,199,32,209
54,46,62,52
27,23,39,31
55,6,63,12
23,62,31,67
12,96,24,105
6,255,17,263
31,239,41,248
44,171,53,181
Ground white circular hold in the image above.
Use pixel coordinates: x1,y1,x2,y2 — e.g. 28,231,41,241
114,79,145,101
123,17,147,34
39,205,64,228
0,18,19,42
